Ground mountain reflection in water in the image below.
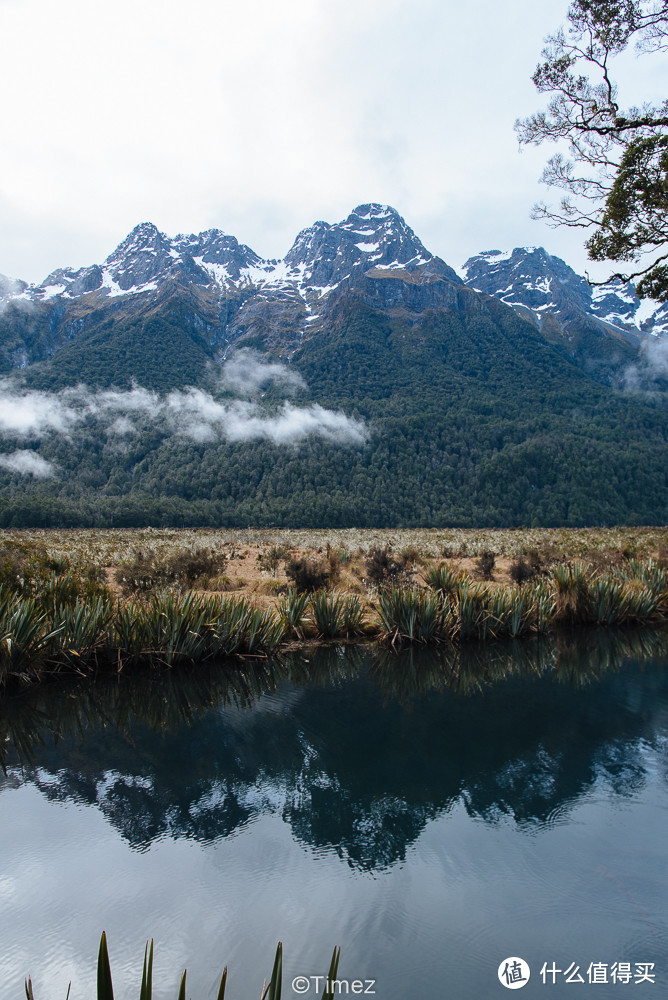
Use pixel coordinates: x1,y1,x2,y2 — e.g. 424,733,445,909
2,629,666,869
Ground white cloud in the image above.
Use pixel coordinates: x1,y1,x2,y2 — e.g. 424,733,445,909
206,400,367,446
0,385,78,436
0,382,367,448
0,449,56,477
161,390,366,445
107,416,136,437
220,349,306,395
624,335,668,390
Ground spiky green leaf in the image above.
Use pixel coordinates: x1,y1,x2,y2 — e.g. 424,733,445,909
97,932,115,1000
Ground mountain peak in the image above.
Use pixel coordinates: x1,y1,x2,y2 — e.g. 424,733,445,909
105,222,168,263
102,222,181,291
348,203,397,221
283,204,432,289
462,244,668,346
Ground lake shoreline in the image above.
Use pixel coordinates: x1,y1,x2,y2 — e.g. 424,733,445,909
2,528,666,695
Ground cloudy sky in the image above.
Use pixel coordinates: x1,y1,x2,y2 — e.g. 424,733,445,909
1,0,665,285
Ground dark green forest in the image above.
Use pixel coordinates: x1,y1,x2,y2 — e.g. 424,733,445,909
1,284,666,528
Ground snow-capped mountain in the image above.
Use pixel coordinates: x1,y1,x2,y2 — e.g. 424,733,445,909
462,246,668,341
2,204,448,309
2,206,667,529
0,204,466,376
0,207,664,391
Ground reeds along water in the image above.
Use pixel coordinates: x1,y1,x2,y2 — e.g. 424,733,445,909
0,560,666,688
0,587,289,686
308,590,366,639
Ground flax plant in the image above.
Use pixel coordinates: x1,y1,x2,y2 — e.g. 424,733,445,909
309,591,366,639
50,597,114,670
25,933,340,1000
425,563,465,597
242,606,287,654
376,587,451,646
526,580,556,634
621,558,667,608
552,562,592,625
455,581,495,641
0,593,62,682
142,593,212,666
278,589,311,638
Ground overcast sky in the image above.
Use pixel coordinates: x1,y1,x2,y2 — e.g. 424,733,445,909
1,0,665,285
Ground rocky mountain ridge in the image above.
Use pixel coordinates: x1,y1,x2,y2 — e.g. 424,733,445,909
1,205,667,527
462,246,668,341
2,204,447,304
0,205,665,391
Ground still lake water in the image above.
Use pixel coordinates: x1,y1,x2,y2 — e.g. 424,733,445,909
1,631,667,999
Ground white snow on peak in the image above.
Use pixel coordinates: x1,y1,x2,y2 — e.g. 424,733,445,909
353,205,392,221
101,271,126,296
39,283,67,300
99,270,158,298
636,297,662,324
595,285,637,306
309,284,338,298
354,241,380,253
193,258,231,285
477,249,514,264
599,311,634,328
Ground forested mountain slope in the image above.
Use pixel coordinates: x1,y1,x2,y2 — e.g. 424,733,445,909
0,206,665,527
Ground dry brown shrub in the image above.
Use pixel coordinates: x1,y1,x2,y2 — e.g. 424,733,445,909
475,551,496,581
399,544,424,567
285,557,330,593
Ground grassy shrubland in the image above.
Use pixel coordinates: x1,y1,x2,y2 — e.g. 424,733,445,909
0,529,666,690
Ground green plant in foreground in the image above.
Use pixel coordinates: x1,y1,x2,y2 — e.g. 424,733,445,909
0,593,63,680
376,587,450,646
309,591,366,639
425,563,464,597
25,932,341,1000
278,589,310,638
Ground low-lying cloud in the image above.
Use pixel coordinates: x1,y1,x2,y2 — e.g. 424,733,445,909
0,377,367,449
623,335,668,390
162,392,367,445
0,385,79,436
220,348,306,395
0,449,56,477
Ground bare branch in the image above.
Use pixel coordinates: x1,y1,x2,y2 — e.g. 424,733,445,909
517,0,668,297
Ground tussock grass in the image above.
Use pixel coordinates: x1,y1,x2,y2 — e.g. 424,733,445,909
1,589,288,686
278,589,310,638
3,525,665,570
376,587,451,646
